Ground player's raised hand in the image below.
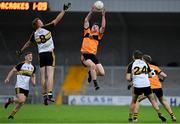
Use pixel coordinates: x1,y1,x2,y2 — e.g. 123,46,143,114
102,8,105,15
63,2,71,11
91,5,97,12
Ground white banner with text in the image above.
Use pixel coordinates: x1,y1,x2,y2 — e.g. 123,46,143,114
68,95,180,106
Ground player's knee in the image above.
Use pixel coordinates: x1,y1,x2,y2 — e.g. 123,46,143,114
18,99,25,104
101,70,105,76
99,70,105,76
90,64,96,70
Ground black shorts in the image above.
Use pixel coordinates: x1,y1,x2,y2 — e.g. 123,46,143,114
82,54,99,64
134,86,152,96
152,88,163,98
39,51,55,68
15,88,29,97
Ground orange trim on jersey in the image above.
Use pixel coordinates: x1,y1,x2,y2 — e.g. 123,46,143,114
149,64,162,89
80,28,103,55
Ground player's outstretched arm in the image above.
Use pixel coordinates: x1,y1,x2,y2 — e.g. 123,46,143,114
100,9,106,34
50,3,71,26
84,6,96,29
126,73,132,82
159,71,167,82
17,34,34,56
5,67,17,84
31,74,36,86
19,41,33,54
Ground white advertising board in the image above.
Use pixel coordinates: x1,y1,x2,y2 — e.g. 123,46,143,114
68,95,180,106
0,95,15,103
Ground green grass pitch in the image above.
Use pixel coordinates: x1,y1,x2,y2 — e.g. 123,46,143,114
0,104,179,123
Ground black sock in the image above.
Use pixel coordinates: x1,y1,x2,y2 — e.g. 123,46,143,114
158,113,162,116
43,93,48,99
88,71,92,83
93,80,98,87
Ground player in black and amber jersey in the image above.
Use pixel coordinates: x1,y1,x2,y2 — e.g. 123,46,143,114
80,5,106,90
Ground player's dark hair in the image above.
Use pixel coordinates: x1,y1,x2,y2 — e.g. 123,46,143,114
133,50,143,59
143,54,152,63
24,52,32,57
92,22,100,27
32,18,40,29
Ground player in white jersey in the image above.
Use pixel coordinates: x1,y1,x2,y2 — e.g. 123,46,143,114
126,50,166,122
16,3,71,105
4,52,36,119
134,54,177,122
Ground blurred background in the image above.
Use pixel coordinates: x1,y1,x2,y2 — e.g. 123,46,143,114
0,0,180,105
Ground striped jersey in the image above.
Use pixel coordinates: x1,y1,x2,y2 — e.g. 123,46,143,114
30,23,54,53
149,64,162,89
127,59,151,88
81,28,103,55
15,62,36,90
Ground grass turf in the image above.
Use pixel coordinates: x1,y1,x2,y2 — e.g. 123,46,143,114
0,104,179,123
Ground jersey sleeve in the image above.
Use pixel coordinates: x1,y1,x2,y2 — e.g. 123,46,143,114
127,62,133,73
33,66,36,74
84,28,90,36
98,33,103,40
147,64,151,73
156,66,162,74
30,33,36,43
15,62,24,71
43,23,55,31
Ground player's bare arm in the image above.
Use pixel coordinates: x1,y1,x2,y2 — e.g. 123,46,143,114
50,3,71,26
126,73,132,82
17,34,34,56
159,71,167,78
20,41,33,52
31,74,36,86
158,71,167,81
5,67,17,83
100,9,106,34
84,6,96,29
51,10,65,26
